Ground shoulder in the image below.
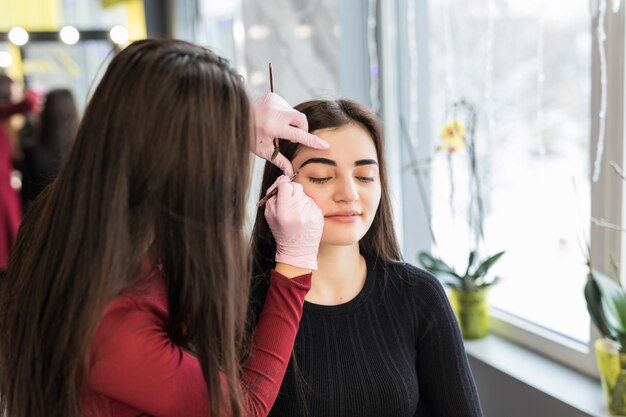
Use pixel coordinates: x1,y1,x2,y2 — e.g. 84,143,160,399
107,265,167,314
370,257,449,309
95,280,168,342
376,258,445,291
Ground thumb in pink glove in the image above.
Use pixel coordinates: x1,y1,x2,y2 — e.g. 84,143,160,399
264,175,323,270
252,93,329,176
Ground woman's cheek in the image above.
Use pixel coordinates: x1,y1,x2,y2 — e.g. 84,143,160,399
300,184,325,211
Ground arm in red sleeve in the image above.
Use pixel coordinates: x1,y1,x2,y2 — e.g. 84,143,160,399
87,270,311,417
240,271,311,415
0,92,38,119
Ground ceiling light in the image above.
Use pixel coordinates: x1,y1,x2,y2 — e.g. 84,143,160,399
109,25,129,45
0,51,13,68
60,26,80,45
8,27,28,46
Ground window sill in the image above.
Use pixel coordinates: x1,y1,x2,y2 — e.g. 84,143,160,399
464,334,609,417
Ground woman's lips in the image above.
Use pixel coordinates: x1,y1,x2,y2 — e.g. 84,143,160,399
325,211,362,223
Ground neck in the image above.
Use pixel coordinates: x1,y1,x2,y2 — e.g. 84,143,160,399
306,243,366,305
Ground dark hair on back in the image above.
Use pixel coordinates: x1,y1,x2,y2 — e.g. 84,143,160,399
20,89,80,209
0,74,12,101
0,39,251,417
248,99,402,416
36,88,79,154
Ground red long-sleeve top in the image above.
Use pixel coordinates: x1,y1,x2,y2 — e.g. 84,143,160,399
0,95,37,270
83,267,311,417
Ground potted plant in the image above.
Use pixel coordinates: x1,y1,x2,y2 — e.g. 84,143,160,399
419,250,504,339
404,99,505,339
585,160,626,415
585,267,626,415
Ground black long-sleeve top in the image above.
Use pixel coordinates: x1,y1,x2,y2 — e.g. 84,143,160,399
252,256,483,417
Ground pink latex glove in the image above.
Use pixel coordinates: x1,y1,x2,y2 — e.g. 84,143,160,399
252,93,329,176
264,175,323,270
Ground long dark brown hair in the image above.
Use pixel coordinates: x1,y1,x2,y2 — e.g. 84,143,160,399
0,73,12,101
21,89,80,208
0,39,251,417
36,88,79,155
249,99,402,415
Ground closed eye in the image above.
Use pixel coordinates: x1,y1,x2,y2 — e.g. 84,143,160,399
308,177,332,184
356,176,375,183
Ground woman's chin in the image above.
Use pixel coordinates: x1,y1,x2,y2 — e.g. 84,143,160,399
320,235,363,247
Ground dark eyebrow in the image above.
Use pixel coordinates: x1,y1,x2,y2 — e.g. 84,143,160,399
299,157,337,168
299,157,379,169
355,159,379,167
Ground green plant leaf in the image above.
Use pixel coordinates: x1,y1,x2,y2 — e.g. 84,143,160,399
481,275,501,288
464,251,476,277
417,252,463,290
418,252,459,276
592,269,626,334
471,251,505,279
439,277,465,290
585,273,617,340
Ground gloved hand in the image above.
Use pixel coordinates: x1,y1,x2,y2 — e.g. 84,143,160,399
252,93,329,176
264,175,324,270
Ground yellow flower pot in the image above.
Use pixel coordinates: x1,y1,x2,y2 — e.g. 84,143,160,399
595,338,626,415
450,287,490,340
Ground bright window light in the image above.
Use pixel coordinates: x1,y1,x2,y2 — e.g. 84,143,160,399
248,25,270,40
293,24,313,39
426,0,591,343
233,20,245,44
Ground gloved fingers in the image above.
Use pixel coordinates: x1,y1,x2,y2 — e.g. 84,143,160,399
279,125,329,150
286,110,309,131
265,174,292,196
254,92,276,108
264,193,277,220
271,153,294,176
290,181,304,195
264,175,290,218
276,179,296,202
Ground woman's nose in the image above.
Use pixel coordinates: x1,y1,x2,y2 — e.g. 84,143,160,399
333,176,359,202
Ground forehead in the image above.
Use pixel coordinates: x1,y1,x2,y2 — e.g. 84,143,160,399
292,123,378,167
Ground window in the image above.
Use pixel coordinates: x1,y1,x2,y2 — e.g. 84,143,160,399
384,0,626,376
22,40,114,113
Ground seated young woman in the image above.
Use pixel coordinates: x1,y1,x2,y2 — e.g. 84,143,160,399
250,99,484,417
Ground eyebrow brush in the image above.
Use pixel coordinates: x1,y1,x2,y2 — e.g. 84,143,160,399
256,63,298,208
256,172,299,208
269,63,281,161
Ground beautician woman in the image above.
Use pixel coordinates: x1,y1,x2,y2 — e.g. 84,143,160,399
0,39,326,417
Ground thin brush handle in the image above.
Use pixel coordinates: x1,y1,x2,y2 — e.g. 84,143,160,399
269,63,274,93
269,63,280,154
256,173,299,208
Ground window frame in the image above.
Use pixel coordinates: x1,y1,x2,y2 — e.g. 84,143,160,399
379,0,626,377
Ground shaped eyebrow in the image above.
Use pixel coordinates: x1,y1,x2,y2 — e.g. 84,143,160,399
299,157,337,168
299,158,379,169
355,159,379,166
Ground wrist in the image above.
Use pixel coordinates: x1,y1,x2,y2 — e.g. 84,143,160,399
275,262,312,278
275,247,319,271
